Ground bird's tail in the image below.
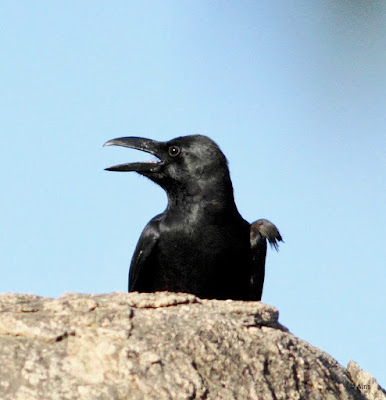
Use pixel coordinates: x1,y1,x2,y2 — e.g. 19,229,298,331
251,219,283,251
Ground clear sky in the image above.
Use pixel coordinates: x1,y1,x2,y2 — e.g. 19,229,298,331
1,1,385,386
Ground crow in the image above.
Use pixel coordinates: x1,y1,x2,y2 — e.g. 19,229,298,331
104,135,282,300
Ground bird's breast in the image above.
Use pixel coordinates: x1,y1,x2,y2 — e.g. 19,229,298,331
152,213,251,299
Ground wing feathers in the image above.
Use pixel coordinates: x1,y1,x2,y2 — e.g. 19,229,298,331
251,219,282,251
128,215,162,291
249,219,282,300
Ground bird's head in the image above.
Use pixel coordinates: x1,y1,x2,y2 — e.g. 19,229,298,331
104,135,234,206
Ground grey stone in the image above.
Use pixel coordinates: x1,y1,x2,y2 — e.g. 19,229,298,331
0,292,383,400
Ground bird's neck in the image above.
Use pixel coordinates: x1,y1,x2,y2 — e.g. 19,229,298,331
165,178,238,216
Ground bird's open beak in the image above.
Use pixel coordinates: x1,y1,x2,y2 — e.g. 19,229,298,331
104,137,164,172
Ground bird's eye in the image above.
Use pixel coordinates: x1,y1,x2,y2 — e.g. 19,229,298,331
168,145,181,157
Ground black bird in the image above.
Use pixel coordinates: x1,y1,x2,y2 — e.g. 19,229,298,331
104,135,282,300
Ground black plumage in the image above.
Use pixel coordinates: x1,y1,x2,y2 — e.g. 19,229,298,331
104,135,282,300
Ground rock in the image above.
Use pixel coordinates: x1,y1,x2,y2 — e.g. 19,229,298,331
347,361,386,400
0,292,383,400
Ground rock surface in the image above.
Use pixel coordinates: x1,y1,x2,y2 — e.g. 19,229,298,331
347,361,386,400
0,292,383,400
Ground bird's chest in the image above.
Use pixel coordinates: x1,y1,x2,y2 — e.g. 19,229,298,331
153,213,251,298
157,214,248,267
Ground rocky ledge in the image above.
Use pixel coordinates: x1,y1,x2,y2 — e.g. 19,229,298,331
0,292,384,400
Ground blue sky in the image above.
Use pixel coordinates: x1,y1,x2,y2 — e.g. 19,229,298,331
1,1,385,386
